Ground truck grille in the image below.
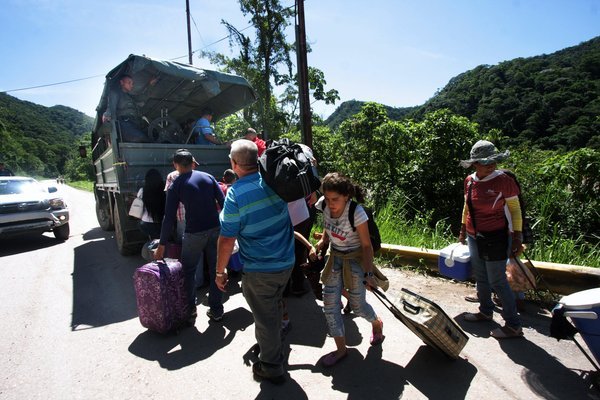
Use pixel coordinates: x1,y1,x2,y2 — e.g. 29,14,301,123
0,201,48,214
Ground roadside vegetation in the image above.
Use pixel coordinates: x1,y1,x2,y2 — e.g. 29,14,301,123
304,103,599,268
68,180,93,192
1,1,596,267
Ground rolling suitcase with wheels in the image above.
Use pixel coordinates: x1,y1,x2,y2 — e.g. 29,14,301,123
372,287,468,359
133,259,189,334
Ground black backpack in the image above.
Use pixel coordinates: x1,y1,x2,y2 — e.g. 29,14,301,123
320,200,382,253
259,139,321,202
501,169,534,244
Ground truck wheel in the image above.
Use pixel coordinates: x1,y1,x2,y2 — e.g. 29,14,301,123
113,206,139,256
53,223,70,241
96,201,114,231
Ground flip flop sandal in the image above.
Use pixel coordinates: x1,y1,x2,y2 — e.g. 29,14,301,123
321,351,348,367
464,294,479,303
491,325,523,339
370,319,385,346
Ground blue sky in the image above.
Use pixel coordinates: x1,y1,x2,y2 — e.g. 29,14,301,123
1,0,598,120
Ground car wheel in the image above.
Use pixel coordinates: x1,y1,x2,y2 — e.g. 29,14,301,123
53,223,70,241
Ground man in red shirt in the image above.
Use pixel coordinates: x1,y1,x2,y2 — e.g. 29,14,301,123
244,128,266,157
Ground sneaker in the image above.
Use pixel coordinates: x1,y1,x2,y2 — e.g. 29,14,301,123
206,309,223,322
252,362,285,385
464,312,493,322
491,325,523,339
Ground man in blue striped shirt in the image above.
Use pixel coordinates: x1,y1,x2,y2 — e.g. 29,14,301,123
216,139,294,385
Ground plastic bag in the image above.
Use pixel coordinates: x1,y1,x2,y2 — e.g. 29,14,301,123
506,257,537,292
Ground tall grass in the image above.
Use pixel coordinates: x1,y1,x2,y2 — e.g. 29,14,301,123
67,180,93,192
374,202,600,268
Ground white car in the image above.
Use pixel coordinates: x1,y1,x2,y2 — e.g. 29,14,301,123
0,176,70,240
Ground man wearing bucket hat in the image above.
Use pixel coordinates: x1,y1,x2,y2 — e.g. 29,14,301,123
458,140,524,339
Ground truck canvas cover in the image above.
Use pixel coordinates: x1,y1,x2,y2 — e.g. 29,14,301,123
92,54,256,135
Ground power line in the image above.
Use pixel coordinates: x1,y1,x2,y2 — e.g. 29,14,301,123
3,2,297,94
3,74,105,94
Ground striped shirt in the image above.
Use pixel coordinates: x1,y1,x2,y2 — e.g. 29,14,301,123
220,172,294,272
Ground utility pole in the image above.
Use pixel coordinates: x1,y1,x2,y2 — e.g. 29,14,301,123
295,0,312,148
186,0,193,65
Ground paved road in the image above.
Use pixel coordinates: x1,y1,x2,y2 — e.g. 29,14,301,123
0,183,598,399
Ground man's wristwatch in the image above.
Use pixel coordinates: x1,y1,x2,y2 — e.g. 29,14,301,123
216,272,227,277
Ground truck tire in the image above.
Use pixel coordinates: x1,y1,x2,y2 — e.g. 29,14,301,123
113,206,139,256
96,200,114,231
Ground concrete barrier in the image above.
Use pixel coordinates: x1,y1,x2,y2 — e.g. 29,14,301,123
378,244,600,296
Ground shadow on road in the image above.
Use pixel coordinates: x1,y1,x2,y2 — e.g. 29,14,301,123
404,345,476,399
0,233,63,256
128,306,254,370
286,345,407,400
500,337,600,399
71,227,140,330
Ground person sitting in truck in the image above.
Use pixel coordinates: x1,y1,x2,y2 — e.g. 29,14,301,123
102,74,151,143
193,108,224,145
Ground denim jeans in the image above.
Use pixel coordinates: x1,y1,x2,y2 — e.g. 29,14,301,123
181,227,222,316
242,267,293,377
323,255,378,338
467,235,520,328
138,221,161,239
118,120,150,143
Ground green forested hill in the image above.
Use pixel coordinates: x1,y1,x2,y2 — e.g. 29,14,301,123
324,100,417,129
0,93,93,176
325,36,600,150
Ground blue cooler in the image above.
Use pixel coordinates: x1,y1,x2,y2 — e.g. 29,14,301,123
438,243,471,281
560,288,600,364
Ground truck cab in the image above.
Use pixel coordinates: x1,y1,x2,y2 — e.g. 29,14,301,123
91,54,256,255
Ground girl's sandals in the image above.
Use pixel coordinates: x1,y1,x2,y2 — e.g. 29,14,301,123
370,319,385,346
491,325,523,339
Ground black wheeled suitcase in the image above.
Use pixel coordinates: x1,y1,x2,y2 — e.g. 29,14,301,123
372,287,468,359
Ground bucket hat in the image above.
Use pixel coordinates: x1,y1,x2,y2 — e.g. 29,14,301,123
460,140,509,168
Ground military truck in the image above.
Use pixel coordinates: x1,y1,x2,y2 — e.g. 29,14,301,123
91,54,256,255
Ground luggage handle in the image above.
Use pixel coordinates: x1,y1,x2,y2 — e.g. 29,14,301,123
564,311,598,320
402,299,421,315
445,243,463,267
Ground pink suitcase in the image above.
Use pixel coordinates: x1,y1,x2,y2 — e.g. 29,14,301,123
133,260,189,334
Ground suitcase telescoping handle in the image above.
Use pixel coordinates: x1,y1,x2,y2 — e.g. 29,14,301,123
371,287,405,320
401,300,421,315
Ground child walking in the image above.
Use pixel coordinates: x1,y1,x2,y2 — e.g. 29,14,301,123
315,172,384,367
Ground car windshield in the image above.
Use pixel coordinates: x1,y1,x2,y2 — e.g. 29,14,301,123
0,179,46,195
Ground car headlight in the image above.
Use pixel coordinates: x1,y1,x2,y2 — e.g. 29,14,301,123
49,198,66,210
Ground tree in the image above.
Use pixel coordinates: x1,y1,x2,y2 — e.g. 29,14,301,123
202,0,338,137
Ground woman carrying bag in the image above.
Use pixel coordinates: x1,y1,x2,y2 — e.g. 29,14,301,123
458,140,524,339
